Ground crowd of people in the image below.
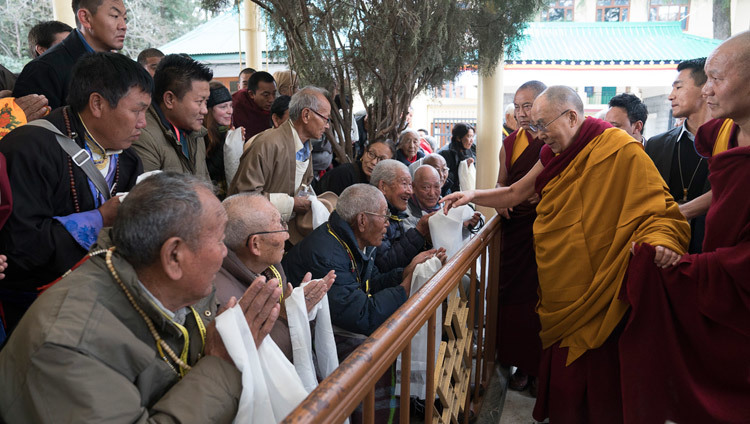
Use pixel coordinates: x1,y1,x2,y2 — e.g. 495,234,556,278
0,0,747,422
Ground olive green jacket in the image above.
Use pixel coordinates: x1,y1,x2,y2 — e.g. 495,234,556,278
132,105,210,179
0,230,241,423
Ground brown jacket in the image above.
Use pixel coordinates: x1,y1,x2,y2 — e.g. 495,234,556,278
213,249,294,362
132,105,210,179
228,119,313,197
0,230,241,423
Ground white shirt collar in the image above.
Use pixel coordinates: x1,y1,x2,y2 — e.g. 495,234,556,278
677,119,695,142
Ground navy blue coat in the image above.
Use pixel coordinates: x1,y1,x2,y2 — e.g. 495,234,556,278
374,202,426,272
282,211,406,336
13,30,89,110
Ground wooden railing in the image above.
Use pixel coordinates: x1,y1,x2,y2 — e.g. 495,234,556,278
282,215,502,423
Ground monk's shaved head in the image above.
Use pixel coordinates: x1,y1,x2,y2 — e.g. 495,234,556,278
703,30,750,121
539,85,584,116
716,31,750,68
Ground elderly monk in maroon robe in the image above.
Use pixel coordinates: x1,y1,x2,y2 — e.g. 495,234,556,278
494,80,546,393
444,85,688,423
620,30,750,424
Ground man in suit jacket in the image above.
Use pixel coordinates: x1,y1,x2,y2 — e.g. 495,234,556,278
229,86,330,223
646,58,711,253
13,0,128,109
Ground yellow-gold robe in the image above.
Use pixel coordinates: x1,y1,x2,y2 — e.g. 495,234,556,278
534,127,689,365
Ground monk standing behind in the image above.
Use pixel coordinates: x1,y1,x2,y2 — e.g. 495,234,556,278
443,86,689,423
494,80,546,394
619,31,750,424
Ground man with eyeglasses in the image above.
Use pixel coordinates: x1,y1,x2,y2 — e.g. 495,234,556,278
230,86,331,231
443,85,689,423
493,80,547,396
214,193,335,362
283,183,442,421
370,159,437,272
313,139,395,196
283,183,441,338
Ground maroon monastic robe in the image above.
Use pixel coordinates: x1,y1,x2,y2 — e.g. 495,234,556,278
620,121,750,424
496,128,544,375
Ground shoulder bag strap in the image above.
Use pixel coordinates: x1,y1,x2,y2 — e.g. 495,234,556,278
25,119,112,201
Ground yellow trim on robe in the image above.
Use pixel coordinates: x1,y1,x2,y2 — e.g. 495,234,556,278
510,128,530,167
533,127,689,365
712,119,735,156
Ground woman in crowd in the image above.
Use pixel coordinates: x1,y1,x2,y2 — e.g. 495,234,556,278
394,128,424,166
204,81,237,198
439,123,475,194
313,139,395,196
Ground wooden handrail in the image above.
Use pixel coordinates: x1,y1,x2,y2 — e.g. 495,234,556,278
282,215,502,423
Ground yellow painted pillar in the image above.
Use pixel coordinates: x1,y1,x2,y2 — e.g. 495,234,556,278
243,0,262,69
52,0,76,27
475,57,504,219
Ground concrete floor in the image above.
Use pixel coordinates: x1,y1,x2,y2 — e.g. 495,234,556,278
475,366,547,424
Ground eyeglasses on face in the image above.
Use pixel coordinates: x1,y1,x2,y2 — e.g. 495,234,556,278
528,109,571,133
308,108,331,124
363,211,390,222
245,220,289,247
365,150,389,163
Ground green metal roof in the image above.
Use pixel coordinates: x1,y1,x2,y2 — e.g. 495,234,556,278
161,16,721,66
507,21,721,64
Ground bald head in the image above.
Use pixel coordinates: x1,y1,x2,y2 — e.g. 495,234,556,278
222,193,278,252
530,86,585,154
423,153,449,187
703,31,750,122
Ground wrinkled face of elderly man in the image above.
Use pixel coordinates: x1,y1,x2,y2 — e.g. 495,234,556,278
412,166,442,209
702,34,750,121
380,167,413,212
530,95,579,155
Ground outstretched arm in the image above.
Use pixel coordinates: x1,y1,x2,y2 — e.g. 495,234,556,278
444,160,543,212
679,190,711,219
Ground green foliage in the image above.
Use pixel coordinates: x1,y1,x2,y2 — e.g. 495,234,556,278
206,0,545,161
0,0,54,73
0,0,209,73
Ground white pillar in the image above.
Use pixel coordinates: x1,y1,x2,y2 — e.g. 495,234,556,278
52,0,76,27
243,0,262,69
475,57,504,219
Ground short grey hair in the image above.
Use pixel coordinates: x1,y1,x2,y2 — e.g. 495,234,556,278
113,172,214,269
222,193,275,252
289,85,329,121
337,184,384,225
370,159,409,188
414,164,439,184
518,80,547,98
397,128,420,147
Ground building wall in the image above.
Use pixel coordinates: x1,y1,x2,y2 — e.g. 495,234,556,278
642,93,672,139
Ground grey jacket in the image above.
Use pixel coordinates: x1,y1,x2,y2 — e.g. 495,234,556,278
0,230,241,423
132,105,210,179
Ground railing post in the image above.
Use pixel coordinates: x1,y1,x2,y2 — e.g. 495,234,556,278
400,342,411,422
364,389,375,424
426,312,437,422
